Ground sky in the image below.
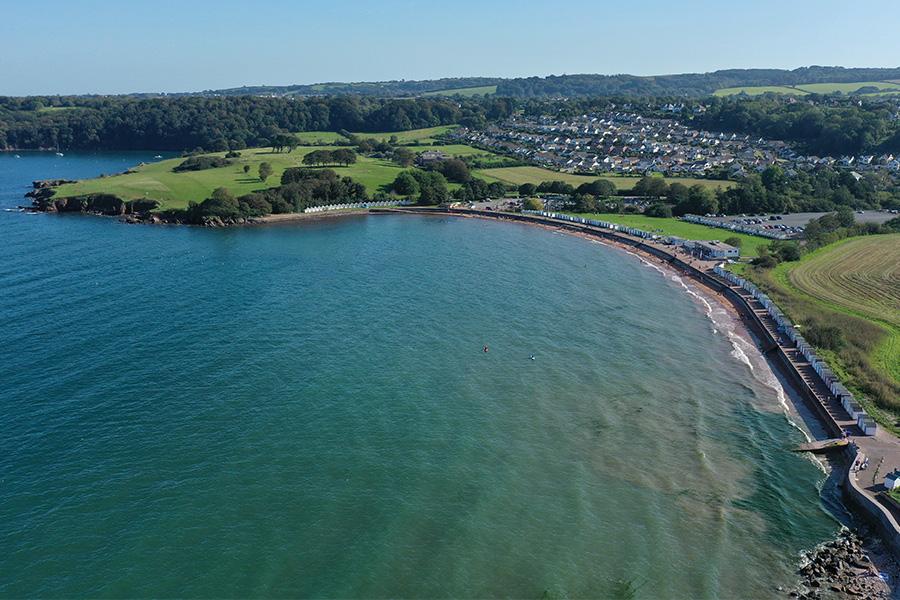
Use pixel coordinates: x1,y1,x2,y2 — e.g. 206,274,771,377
2,0,899,96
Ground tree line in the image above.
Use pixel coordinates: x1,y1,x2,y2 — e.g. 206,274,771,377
0,95,513,151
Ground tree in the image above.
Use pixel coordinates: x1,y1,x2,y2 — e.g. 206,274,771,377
673,185,718,216
523,197,544,211
573,194,599,213
392,147,415,167
243,164,251,175
302,150,333,167
435,158,470,183
644,203,672,218
411,170,449,205
576,179,616,197
392,172,420,197
724,236,743,248
634,176,669,198
198,187,241,219
271,133,299,153
258,162,273,182
518,183,537,197
332,148,357,166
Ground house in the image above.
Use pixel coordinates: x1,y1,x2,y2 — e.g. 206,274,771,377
415,150,448,166
885,470,900,490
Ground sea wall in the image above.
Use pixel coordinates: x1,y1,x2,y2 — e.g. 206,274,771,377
844,446,900,557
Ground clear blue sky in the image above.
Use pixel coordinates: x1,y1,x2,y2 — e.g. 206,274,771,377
2,0,898,95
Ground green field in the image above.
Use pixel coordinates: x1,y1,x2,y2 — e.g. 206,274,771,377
359,125,458,144
290,131,349,145
473,166,733,191
421,85,497,97
715,81,900,96
795,81,900,94
564,213,768,257
54,147,410,210
292,126,457,146
746,235,900,424
713,86,807,97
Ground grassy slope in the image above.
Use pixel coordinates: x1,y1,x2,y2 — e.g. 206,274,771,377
354,125,458,144
54,147,409,210
474,166,733,191
292,125,458,145
744,235,900,427
795,81,900,94
715,81,900,96
421,85,497,97
714,86,807,97
565,213,768,256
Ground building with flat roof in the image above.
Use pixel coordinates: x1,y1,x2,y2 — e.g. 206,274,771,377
690,240,740,260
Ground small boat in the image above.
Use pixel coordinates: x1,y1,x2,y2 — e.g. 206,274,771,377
55,152,64,157
153,155,163,159
14,154,20,159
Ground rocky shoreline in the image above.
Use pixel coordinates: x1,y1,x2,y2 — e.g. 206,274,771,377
24,180,372,228
788,527,893,598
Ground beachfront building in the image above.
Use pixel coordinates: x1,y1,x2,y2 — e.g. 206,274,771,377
885,470,900,490
689,240,740,260
858,415,878,436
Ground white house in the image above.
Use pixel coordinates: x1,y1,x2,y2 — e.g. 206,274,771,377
884,470,900,490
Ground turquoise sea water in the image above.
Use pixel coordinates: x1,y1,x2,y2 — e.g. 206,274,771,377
0,153,841,598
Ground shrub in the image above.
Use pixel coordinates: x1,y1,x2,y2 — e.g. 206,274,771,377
523,197,544,211
173,156,231,172
645,203,673,218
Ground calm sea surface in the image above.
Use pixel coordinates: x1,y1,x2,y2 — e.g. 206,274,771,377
0,153,841,598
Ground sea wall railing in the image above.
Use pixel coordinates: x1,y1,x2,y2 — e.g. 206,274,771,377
683,214,790,239
304,200,413,214
713,265,873,435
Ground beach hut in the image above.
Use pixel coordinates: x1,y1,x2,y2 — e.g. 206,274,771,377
885,470,900,490
858,416,877,436
848,402,865,421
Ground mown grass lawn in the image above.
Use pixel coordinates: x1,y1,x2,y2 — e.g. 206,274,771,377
564,212,769,257
54,146,410,210
473,166,733,192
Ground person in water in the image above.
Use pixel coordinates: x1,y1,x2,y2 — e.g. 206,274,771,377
483,345,489,353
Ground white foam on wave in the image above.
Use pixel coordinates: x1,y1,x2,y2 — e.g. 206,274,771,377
625,249,820,454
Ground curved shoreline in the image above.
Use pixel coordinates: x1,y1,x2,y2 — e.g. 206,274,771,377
431,208,900,564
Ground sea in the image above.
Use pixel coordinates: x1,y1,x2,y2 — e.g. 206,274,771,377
0,152,844,598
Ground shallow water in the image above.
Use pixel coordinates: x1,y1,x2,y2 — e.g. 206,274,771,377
0,153,840,598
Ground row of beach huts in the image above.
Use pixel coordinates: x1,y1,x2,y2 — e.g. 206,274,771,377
303,200,413,213
524,211,661,240
714,265,876,436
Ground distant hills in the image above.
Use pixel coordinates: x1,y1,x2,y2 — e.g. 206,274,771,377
183,67,900,98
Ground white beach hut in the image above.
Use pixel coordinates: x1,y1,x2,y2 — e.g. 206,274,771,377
885,470,900,490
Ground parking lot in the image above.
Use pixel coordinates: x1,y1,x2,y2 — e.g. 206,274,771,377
702,210,898,237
